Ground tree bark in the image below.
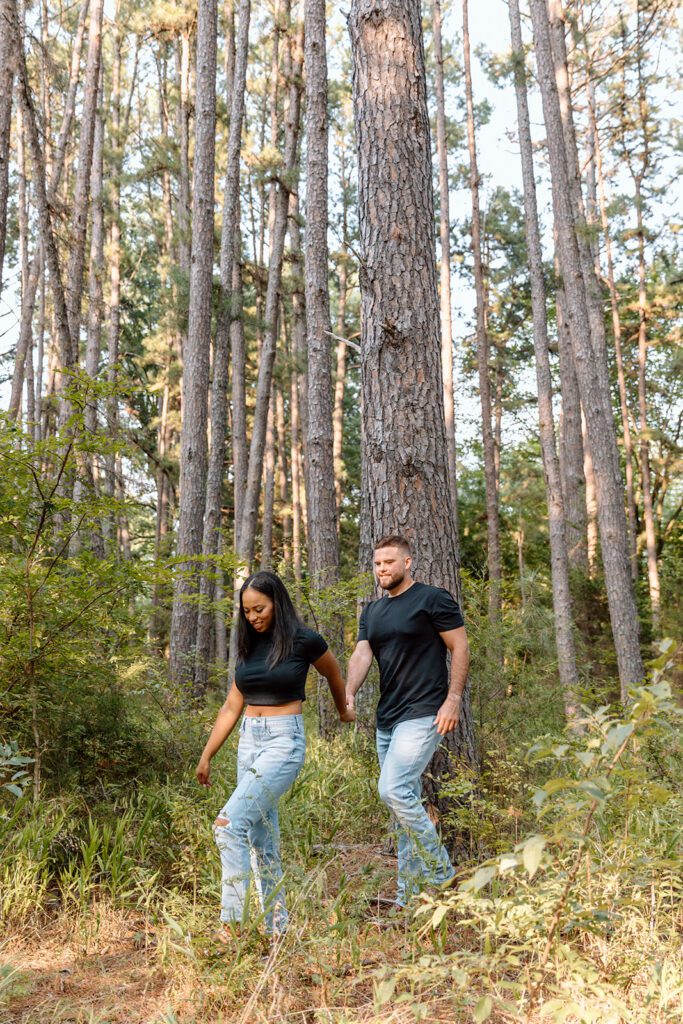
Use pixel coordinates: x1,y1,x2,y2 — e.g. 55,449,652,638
586,75,638,581
195,0,251,690
509,0,578,718
530,0,644,694
237,18,303,566
462,0,501,625
169,0,218,688
349,0,476,778
431,0,459,532
304,0,339,588
64,0,104,368
0,5,14,303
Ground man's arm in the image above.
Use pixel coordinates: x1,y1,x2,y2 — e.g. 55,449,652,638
434,626,469,735
345,640,374,711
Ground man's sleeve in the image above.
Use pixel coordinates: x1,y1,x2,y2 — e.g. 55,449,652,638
357,605,369,642
430,587,465,631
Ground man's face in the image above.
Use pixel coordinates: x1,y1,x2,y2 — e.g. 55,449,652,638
373,546,411,592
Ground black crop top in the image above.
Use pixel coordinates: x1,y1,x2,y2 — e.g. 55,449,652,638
234,626,328,705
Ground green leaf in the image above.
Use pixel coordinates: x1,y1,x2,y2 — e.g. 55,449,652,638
499,854,518,874
522,835,546,879
543,777,576,795
431,904,448,928
602,722,633,753
472,866,497,892
473,995,493,1021
3,784,25,798
376,977,396,1005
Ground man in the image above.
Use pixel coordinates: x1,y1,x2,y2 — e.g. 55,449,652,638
346,535,469,906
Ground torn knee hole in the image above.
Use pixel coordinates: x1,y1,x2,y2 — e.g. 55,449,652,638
214,817,230,829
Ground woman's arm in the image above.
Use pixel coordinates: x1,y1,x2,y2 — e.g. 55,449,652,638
196,683,245,787
313,649,356,722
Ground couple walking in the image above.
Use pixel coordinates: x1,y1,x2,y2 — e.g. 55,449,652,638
196,534,469,939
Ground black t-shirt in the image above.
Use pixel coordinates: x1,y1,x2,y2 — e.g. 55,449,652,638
358,582,464,729
235,625,328,705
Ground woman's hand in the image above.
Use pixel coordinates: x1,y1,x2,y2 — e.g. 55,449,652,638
196,757,212,787
339,706,356,723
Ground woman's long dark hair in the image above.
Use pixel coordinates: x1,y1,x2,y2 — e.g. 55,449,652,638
236,572,302,667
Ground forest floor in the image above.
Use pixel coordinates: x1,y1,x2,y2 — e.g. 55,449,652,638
0,843,470,1024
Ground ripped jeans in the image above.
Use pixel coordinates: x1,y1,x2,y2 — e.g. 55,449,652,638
214,714,305,934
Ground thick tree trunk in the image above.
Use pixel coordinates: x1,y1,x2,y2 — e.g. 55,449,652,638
169,0,218,688
509,0,578,718
349,0,476,780
462,0,501,625
530,0,643,695
431,0,459,531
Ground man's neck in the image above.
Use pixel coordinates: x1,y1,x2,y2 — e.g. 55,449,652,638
387,576,415,598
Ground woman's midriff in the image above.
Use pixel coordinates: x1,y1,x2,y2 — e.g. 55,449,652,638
245,699,303,718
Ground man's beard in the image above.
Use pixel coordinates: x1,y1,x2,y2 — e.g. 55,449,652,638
383,570,405,592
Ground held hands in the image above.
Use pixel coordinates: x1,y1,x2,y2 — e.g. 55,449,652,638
196,757,212,787
434,694,462,736
340,690,356,724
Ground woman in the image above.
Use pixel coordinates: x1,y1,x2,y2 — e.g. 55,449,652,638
196,571,353,940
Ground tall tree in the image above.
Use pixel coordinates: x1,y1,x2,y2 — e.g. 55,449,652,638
349,0,476,774
0,6,14,302
530,0,644,694
462,0,501,626
431,0,459,530
195,0,251,690
304,0,339,587
64,0,104,368
508,0,578,717
169,0,217,688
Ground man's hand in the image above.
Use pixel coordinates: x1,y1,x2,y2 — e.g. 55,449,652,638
434,695,461,736
196,757,212,787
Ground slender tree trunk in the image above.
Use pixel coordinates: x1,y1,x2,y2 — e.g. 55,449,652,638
237,18,303,566
195,0,251,690
177,28,192,285
0,8,14,302
304,0,339,588
275,380,291,561
349,0,476,784
556,282,587,572
530,0,644,694
635,177,660,632
462,0,501,625
261,395,276,569
333,258,348,520
587,77,638,581
170,0,218,688
432,0,459,530
7,0,90,419
290,319,304,583
64,0,104,368
104,20,122,548
8,0,72,384
509,0,578,717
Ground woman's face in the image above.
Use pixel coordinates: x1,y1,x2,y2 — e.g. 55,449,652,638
241,587,275,633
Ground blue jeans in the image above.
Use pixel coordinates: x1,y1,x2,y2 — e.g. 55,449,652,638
214,714,305,934
376,715,455,905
